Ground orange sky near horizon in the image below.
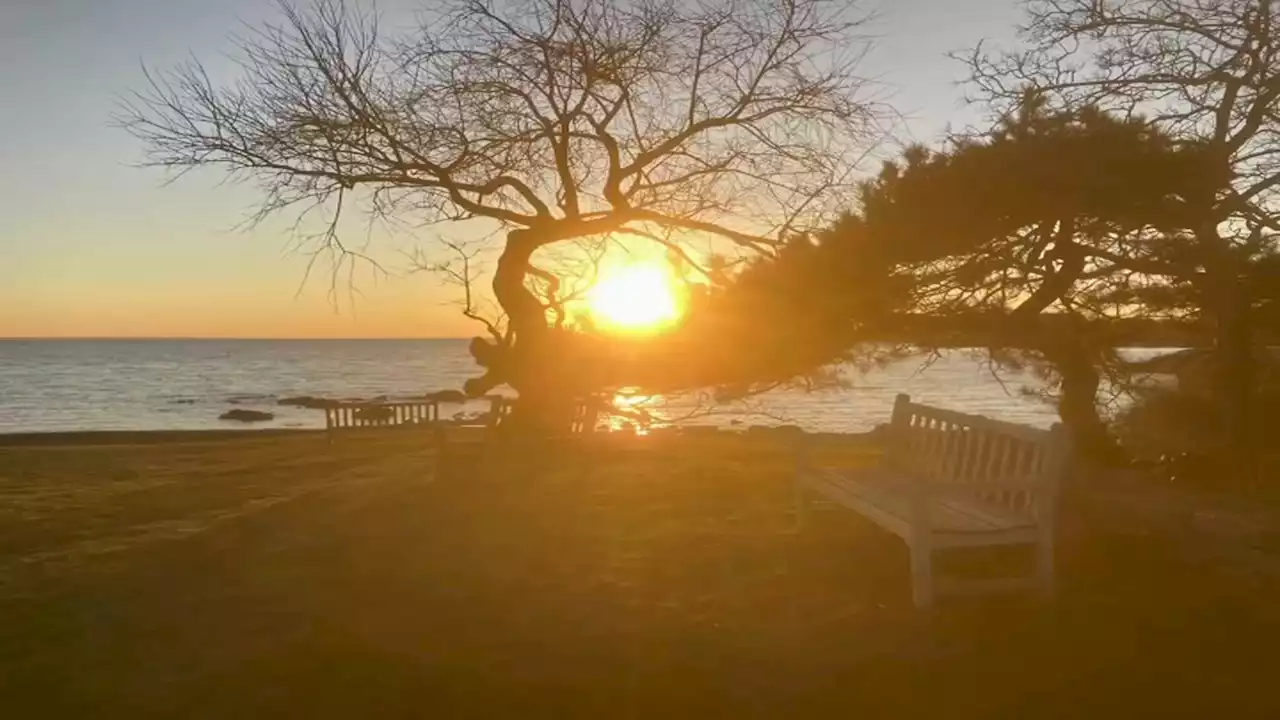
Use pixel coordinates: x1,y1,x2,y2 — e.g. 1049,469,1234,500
0,290,476,339
2,196,478,339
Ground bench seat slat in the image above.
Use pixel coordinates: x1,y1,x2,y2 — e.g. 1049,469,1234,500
802,468,1036,536
803,468,913,538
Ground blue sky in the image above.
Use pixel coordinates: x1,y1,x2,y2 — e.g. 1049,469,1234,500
0,0,1021,338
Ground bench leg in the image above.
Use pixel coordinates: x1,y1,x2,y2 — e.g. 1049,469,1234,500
1036,535,1055,599
909,542,934,609
480,444,496,479
791,478,808,529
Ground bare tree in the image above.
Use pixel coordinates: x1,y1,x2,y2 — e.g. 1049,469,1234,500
963,0,1280,474
117,0,886,426
409,238,508,342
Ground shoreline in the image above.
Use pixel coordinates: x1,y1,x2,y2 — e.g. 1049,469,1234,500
0,424,876,447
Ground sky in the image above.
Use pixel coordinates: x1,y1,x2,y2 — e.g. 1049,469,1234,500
0,0,1022,339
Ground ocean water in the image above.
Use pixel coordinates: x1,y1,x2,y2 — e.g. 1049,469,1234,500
0,339,1162,435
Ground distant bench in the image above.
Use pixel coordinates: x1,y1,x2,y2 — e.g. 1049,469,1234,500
795,394,1071,608
323,393,610,477
435,396,606,479
323,400,441,438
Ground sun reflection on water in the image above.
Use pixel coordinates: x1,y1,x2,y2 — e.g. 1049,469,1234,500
604,389,670,435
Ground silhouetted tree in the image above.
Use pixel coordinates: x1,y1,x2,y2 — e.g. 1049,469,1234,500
964,0,1280,476
717,100,1225,462
117,0,885,430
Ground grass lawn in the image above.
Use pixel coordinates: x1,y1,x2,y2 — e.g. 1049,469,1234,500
1,432,1277,718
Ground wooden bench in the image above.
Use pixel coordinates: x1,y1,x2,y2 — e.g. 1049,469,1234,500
323,400,440,441
794,393,1071,608
436,396,605,479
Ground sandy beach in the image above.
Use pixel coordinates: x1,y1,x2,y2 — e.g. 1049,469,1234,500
1,431,1278,717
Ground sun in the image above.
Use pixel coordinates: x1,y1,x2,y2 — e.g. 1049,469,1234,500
586,262,685,333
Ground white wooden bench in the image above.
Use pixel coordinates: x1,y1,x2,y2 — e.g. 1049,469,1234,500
435,396,604,478
323,400,440,441
795,393,1071,608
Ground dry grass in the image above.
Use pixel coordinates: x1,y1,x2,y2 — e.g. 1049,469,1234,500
0,432,1277,718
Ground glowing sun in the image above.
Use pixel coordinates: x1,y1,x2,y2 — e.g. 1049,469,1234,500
587,263,685,333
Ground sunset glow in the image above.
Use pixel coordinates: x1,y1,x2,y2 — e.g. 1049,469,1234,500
586,263,685,333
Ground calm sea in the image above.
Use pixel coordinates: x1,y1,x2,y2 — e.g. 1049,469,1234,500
0,339,1167,435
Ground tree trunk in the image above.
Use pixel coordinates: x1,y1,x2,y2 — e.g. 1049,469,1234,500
470,228,578,436
1213,276,1257,482
1198,230,1257,484
1009,231,1126,465
1039,337,1125,466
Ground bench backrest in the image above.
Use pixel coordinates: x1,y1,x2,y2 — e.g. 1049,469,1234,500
888,394,1069,519
487,396,602,435
324,400,440,431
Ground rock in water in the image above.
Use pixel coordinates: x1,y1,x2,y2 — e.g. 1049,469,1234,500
426,389,468,403
219,409,275,423
277,396,334,409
